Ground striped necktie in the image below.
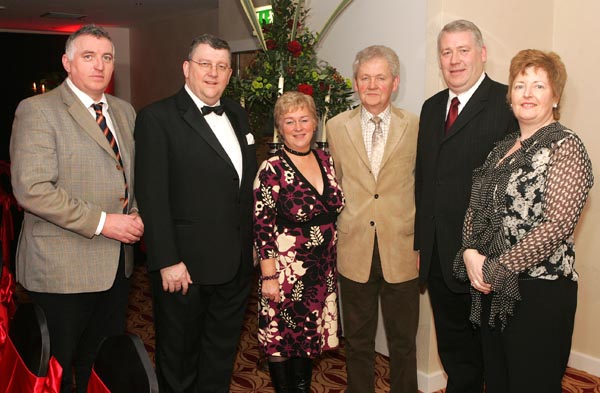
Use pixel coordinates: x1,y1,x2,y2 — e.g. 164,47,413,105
93,103,129,212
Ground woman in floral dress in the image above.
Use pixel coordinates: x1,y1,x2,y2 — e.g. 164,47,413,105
253,91,344,393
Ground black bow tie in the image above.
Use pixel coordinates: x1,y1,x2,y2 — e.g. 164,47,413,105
201,105,224,116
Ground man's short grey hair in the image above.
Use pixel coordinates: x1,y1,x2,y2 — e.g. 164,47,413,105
352,45,400,79
188,33,231,63
65,24,114,60
437,19,484,53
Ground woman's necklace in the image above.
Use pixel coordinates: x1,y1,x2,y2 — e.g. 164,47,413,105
283,144,311,156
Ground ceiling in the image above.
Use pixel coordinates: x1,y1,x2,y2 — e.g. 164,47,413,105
0,0,219,32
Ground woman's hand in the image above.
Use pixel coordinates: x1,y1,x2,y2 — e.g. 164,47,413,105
463,249,492,294
261,278,281,303
260,258,281,302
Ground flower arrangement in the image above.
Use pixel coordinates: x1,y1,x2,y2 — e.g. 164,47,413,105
228,0,355,139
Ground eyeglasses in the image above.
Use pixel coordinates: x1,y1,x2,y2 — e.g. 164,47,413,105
188,59,230,73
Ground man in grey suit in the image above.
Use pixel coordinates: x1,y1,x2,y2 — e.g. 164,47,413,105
414,20,516,393
10,25,143,393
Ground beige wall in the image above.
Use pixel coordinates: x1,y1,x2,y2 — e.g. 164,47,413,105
105,27,131,103
129,9,219,109
554,0,600,370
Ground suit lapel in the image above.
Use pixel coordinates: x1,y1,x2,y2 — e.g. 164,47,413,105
60,83,120,163
177,89,236,170
380,108,409,169
223,102,253,188
443,76,492,142
344,108,371,170
106,97,134,181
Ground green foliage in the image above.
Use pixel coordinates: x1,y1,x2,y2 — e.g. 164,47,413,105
226,0,354,136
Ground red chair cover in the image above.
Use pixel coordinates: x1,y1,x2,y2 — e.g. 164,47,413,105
0,189,18,265
0,323,63,393
0,265,16,331
0,234,62,392
86,368,111,393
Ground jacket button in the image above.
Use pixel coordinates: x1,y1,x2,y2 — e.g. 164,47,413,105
116,164,122,171
370,221,375,226
374,194,379,199
119,197,126,202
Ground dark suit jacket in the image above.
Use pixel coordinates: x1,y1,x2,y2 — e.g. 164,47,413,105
415,75,517,293
134,88,257,285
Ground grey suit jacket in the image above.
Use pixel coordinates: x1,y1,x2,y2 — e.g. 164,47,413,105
327,106,419,283
10,81,137,293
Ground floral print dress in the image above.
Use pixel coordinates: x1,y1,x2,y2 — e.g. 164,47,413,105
253,149,344,358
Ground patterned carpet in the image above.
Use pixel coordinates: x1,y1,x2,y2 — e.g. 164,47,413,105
125,265,600,393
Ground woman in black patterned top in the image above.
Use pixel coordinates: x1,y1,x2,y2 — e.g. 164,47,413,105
454,49,593,393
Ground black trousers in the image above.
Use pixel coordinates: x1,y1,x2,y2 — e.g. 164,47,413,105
481,277,577,393
427,241,484,393
339,238,419,393
29,248,130,393
151,266,251,393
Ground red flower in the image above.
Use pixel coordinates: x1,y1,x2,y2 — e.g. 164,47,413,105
262,23,272,33
297,83,314,96
287,40,303,57
266,39,277,50
287,20,302,29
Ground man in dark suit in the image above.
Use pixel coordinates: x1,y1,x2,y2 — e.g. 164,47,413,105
414,20,517,393
10,25,143,393
134,34,257,393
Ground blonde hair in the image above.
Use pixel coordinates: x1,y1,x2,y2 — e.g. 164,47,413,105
273,91,318,131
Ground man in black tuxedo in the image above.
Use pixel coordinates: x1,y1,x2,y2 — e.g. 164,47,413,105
414,20,517,393
134,34,257,393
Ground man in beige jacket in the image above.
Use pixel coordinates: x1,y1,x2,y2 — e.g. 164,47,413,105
327,45,419,393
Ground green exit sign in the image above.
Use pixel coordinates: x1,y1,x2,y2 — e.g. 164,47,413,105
256,5,273,25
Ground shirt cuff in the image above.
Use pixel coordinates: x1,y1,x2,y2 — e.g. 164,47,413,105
95,211,106,235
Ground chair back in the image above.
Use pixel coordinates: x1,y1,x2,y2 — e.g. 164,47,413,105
92,333,158,393
8,302,51,376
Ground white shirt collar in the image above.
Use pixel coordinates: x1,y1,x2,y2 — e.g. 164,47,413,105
65,77,108,109
184,84,221,112
448,72,486,112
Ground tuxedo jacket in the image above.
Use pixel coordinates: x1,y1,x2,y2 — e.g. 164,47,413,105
134,88,257,285
327,106,419,284
414,75,517,293
10,81,137,293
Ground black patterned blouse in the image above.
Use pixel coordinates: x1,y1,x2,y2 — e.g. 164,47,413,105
454,122,594,329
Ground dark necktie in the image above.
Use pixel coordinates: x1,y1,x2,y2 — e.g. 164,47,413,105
445,96,460,133
93,103,129,212
201,105,224,116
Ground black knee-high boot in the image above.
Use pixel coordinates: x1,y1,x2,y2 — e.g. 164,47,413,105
290,357,312,393
268,360,291,393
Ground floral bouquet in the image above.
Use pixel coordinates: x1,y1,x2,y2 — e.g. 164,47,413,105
228,0,355,139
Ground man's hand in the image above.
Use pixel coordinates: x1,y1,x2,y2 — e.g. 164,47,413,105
102,213,144,243
160,262,193,295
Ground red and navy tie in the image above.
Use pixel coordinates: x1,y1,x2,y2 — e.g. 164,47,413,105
93,103,129,212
